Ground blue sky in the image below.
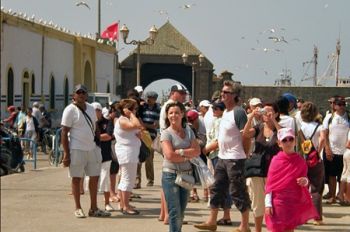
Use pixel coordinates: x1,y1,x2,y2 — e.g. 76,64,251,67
2,0,349,88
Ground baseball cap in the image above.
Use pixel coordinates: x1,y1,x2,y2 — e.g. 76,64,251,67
212,101,225,111
187,110,199,122
249,98,262,106
33,102,40,107
170,84,187,92
277,128,295,141
134,85,143,93
74,84,88,93
145,91,158,99
102,107,110,119
282,93,297,106
91,102,102,111
199,100,211,108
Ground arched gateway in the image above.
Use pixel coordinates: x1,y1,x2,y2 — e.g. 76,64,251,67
119,22,214,103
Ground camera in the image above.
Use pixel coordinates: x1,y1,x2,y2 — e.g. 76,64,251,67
259,108,267,115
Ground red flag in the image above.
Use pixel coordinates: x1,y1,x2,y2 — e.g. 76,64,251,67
101,22,119,41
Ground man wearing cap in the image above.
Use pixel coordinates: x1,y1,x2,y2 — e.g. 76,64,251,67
61,84,110,218
159,84,188,132
195,80,251,232
322,96,350,204
137,91,161,187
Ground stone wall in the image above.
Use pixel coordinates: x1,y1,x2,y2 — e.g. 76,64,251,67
241,86,350,114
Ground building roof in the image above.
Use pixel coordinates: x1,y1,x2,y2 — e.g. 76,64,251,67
132,21,203,56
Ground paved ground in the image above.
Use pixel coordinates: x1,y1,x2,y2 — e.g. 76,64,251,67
1,153,350,232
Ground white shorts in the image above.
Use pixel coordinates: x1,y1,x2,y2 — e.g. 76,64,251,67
98,161,112,192
341,149,350,183
69,147,102,178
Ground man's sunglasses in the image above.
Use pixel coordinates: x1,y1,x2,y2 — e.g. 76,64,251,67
221,90,233,95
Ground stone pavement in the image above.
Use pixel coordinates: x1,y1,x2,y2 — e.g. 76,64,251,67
1,153,350,232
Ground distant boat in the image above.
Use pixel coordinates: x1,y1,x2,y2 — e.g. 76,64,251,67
274,68,293,86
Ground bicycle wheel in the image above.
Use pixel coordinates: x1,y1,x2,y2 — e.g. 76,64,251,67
48,149,63,166
42,134,53,154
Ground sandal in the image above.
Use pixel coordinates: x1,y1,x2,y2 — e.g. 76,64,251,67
217,218,232,225
74,208,86,218
88,208,111,217
122,209,140,215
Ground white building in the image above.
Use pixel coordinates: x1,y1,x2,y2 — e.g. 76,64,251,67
1,10,120,126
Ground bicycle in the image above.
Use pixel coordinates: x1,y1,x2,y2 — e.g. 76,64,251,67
39,128,54,154
48,128,63,166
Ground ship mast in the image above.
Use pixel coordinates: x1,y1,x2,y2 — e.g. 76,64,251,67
313,46,318,86
335,39,340,87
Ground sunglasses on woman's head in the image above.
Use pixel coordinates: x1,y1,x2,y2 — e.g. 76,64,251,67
281,137,294,143
76,90,86,95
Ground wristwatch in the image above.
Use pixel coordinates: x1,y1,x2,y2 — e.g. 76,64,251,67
179,149,185,157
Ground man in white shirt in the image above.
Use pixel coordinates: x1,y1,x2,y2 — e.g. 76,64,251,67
61,84,110,218
322,96,350,204
194,81,251,232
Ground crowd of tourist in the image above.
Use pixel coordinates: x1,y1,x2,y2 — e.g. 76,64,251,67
2,81,349,232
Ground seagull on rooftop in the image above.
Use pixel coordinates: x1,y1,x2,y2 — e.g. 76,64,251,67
76,1,90,10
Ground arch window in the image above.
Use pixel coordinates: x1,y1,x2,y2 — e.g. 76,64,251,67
107,82,110,93
31,73,35,94
49,75,55,109
7,68,14,107
64,78,69,106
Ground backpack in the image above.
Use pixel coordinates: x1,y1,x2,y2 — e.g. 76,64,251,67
299,124,320,168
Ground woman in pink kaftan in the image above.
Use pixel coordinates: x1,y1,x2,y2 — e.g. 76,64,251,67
265,128,318,232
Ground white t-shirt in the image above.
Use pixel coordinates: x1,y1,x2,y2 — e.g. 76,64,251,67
61,103,97,151
218,108,247,160
300,121,323,150
279,115,296,134
113,116,141,165
203,107,215,135
322,112,350,155
25,117,35,132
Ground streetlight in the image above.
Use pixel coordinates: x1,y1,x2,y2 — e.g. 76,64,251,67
120,24,158,86
182,53,205,102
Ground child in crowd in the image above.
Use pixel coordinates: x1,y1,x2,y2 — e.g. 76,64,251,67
265,128,318,232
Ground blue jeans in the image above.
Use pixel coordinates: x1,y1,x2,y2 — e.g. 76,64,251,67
162,172,190,232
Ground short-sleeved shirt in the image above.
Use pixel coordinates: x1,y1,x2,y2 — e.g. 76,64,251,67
160,125,195,171
218,106,247,160
140,103,160,140
300,121,323,150
97,118,114,162
322,112,350,155
206,117,221,159
61,103,97,151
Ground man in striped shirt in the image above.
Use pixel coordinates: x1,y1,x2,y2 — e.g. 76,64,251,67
137,91,160,187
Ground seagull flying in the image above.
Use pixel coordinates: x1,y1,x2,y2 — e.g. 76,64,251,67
180,3,196,9
76,1,90,10
268,36,288,43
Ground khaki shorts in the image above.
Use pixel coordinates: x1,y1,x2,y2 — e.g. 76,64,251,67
69,148,102,178
246,176,266,217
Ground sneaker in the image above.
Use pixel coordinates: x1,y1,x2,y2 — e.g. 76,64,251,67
105,204,115,212
88,208,111,217
74,208,86,218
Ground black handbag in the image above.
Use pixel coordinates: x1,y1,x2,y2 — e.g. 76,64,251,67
139,140,150,163
244,153,266,178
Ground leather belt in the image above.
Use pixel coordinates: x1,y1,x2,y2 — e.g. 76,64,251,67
162,168,193,175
